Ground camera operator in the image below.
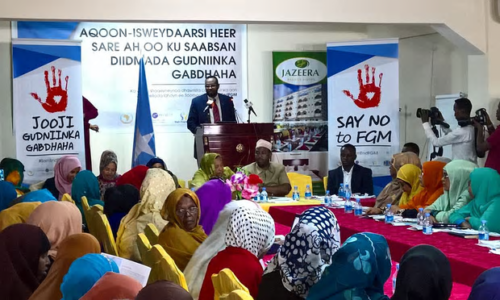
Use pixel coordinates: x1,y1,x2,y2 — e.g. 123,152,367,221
420,98,477,163
474,102,500,173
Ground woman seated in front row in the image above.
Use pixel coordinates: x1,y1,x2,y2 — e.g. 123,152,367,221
190,153,233,190
425,160,476,224
450,168,500,232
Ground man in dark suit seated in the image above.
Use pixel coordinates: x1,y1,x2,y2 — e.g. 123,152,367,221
187,76,236,134
327,144,374,196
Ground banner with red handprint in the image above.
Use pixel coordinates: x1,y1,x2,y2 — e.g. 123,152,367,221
326,39,400,176
12,39,85,183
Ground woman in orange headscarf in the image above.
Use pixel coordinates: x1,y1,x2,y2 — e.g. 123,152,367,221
399,161,446,210
158,188,207,271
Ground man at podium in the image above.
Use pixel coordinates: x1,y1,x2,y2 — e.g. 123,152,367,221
187,76,236,134
243,139,291,197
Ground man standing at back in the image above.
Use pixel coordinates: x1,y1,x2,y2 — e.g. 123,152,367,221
327,144,374,196
187,76,236,134
187,76,237,159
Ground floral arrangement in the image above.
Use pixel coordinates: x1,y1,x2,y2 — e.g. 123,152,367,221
226,169,263,200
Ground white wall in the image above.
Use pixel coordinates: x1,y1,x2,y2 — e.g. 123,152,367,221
0,22,472,181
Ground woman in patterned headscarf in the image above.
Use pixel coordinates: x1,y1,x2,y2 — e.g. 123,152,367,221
97,150,120,200
116,168,176,261
259,207,341,299
308,232,392,300
198,206,275,299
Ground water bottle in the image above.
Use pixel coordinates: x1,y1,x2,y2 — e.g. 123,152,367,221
305,185,312,200
423,213,433,235
0,169,3,181
260,188,268,203
344,184,351,201
344,196,353,213
338,183,345,199
254,191,260,202
479,220,490,241
276,139,281,150
292,186,300,201
324,190,331,206
354,198,363,216
385,204,394,223
392,263,399,294
417,208,425,226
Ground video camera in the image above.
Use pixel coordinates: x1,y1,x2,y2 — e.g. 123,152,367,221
416,107,442,126
457,108,487,127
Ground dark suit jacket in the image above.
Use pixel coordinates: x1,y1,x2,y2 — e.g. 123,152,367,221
187,93,236,134
327,164,373,196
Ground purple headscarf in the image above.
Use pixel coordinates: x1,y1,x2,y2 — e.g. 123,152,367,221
196,179,232,235
468,267,500,300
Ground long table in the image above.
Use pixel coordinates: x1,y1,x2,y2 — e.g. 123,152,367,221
268,205,500,287
259,197,376,212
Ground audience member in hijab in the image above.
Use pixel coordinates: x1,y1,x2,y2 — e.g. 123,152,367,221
392,245,452,300
0,202,42,231
450,168,500,232
185,200,261,300
80,272,143,300
117,168,176,261
135,280,193,300
259,207,341,300
199,206,275,300
0,157,29,195
9,188,56,207
0,224,51,300
390,164,422,213
190,153,234,190
29,233,100,300
0,180,18,211
425,160,476,224
60,253,119,300
42,155,81,200
468,267,500,300
27,201,82,260
116,165,149,191
196,179,232,235
366,152,421,215
147,157,181,188
97,150,121,200
397,161,446,216
308,232,391,300
103,184,140,237
71,170,104,225
159,188,207,271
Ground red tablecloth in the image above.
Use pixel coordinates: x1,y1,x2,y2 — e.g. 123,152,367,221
269,205,500,287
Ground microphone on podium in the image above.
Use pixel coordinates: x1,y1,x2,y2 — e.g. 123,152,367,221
203,99,214,113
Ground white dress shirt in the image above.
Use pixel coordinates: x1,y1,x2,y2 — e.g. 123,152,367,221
422,122,477,163
208,94,223,123
342,166,353,189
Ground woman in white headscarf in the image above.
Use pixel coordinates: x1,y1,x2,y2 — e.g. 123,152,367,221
184,200,263,300
116,168,175,261
198,206,275,300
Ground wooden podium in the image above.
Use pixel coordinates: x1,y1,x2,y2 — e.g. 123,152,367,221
195,123,274,169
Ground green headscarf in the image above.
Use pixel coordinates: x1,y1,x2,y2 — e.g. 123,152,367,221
427,160,476,223
71,170,104,224
0,158,25,189
190,153,233,190
450,168,500,232
308,232,391,300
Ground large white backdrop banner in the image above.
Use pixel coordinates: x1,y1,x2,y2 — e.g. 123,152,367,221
13,22,248,133
12,39,84,183
327,39,400,176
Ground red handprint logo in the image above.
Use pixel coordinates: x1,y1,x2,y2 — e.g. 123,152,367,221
30,66,69,113
342,64,383,109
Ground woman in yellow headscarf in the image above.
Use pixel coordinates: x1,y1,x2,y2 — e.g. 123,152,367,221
158,188,207,271
391,164,423,212
116,168,176,261
190,153,234,190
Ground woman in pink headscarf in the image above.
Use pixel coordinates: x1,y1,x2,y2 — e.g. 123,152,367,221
42,156,82,200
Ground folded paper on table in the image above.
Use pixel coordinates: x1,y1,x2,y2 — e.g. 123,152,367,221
101,253,151,287
477,240,500,249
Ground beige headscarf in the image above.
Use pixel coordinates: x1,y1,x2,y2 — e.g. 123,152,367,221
27,201,82,259
116,168,175,261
